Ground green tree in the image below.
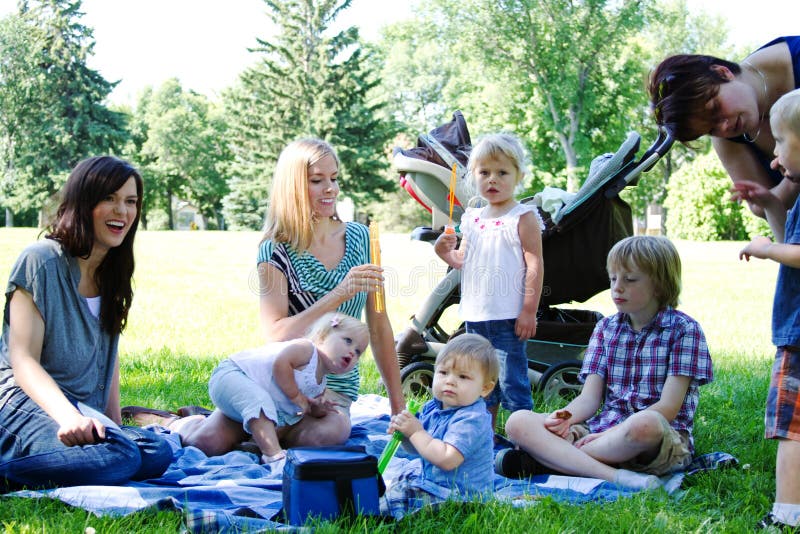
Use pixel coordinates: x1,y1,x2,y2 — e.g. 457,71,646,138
429,0,648,192
222,0,397,230
0,13,47,225
8,0,128,218
133,79,230,229
664,151,752,240
622,0,733,224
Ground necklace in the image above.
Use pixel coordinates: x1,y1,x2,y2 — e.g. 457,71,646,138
742,60,767,143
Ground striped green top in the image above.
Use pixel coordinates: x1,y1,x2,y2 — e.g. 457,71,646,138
257,222,370,400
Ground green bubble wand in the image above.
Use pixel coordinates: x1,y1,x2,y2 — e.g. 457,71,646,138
377,398,422,474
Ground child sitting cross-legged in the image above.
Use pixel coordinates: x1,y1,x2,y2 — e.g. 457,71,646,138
498,236,713,490
381,333,499,519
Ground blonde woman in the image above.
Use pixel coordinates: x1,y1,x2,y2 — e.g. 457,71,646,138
175,138,403,453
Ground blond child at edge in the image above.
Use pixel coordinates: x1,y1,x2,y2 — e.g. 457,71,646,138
381,333,499,519
434,133,544,429
734,88,800,530
499,236,713,491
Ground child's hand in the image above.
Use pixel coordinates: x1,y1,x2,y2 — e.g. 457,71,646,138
574,432,602,449
388,409,423,438
515,309,537,340
739,236,773,261
291,393,311,415
433,232,458,257
543,409,572,438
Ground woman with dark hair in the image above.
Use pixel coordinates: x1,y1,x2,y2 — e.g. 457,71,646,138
650,36,800,217
0,156,172,490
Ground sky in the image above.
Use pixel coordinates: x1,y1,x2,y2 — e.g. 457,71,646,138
0,0,796,106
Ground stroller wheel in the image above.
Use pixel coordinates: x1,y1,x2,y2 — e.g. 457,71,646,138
538,361,582,404
400,361,435,399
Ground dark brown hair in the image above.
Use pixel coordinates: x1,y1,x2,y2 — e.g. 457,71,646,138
649,54,741,142
47,156,143,335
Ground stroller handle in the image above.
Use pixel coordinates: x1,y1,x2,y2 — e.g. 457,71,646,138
620,126,675,186
630,126,675,178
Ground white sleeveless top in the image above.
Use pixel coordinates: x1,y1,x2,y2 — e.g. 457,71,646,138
459,203,543,322
230,339,326,401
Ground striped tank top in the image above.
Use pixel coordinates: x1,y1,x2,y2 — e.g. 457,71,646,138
257,222,370,400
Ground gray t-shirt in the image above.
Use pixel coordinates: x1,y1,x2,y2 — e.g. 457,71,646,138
0,239,117,410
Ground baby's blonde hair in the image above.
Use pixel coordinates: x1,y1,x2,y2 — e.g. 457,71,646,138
607,236,682,309
770,88,800,136
306,312,368,345
467,133,527,187
436,333,500,386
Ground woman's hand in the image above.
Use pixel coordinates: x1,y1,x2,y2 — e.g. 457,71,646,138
307,395,336,418
730,180,780,211
333,264,384,300
57,413,105,446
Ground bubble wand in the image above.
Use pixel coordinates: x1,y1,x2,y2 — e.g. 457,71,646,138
444,163,457,234
369,222,385,313
377,398,422,474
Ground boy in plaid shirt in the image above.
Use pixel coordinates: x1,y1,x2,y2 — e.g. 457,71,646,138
498,236,713,490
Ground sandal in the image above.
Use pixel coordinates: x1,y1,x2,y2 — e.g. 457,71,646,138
121,405,180,428
177,405,213,417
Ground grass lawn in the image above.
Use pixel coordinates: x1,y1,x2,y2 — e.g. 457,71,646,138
0,228,783,532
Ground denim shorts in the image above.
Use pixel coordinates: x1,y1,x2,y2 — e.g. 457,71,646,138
765,347,800,441
208,359,297,433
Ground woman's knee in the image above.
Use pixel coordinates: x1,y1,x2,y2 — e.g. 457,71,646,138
119,426,173,480
283,411,350,447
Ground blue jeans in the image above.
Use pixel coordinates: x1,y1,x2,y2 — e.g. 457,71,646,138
0,388,173,491
466,319,533,412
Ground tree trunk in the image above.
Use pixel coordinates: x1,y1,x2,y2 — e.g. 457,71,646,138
167,190,174,230
5,208,13,227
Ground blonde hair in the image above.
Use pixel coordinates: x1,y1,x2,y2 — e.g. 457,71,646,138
305,312,368,345
467,133,527,187
770,88,800,135
436,333,500,385
261,138,340,252
607,236,682,309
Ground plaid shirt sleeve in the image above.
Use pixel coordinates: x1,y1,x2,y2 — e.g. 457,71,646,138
579,316,614,383
667,311,713,385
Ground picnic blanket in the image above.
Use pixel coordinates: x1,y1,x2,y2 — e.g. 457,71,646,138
3,395,737,532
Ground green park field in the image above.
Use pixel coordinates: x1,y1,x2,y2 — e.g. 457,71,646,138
0,228,785,532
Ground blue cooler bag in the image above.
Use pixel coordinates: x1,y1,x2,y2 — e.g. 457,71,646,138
282,446,385,525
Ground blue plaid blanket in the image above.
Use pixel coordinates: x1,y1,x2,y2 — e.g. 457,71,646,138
4,395,737,532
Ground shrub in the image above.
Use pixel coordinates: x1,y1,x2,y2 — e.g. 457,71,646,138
664,152,750,241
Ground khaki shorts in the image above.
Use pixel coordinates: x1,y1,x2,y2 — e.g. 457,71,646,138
566,413,692,476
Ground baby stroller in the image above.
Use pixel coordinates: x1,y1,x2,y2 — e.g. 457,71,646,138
392,111,674,403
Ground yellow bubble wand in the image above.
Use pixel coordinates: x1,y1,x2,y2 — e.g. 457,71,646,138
445,163,457,234
369,222,385,313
